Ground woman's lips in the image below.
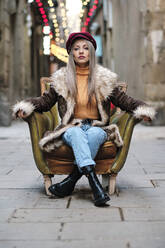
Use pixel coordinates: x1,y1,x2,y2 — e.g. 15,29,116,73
78,56,85,59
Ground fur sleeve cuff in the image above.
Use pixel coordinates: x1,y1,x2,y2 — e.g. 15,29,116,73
12,101,35,118
133,105,156,120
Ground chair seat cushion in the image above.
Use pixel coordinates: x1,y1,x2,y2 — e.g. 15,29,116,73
44,141,117,161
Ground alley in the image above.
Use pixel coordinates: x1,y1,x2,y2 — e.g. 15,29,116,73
0,121,165,247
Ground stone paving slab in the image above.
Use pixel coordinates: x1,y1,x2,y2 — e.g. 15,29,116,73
61,222,165,241
142,164,165,174
0,178,41,189
0,223,60,240
130,141,165,165
0,189,41,209
111,188,165,208
0,240,139,248
0,209,15,223
33,196,70,209
9,207,121,223
116,174,153,189
152,180,165,187
146,174,165,180
0,237,164,248
123,207,165,221
69,193,100,209
120,166,146,175
4,170,40,178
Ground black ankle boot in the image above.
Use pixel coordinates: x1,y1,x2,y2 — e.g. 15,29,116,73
48,166,82,197
82,165,110,206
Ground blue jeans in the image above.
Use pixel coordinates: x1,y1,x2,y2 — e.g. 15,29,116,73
62,124,107,170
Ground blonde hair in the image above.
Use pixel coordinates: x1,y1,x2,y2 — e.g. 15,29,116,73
66,39,96,103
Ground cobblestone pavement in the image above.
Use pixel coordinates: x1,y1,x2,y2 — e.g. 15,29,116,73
0,121,165,248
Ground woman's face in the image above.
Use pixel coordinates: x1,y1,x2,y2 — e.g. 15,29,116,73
72,39,89,67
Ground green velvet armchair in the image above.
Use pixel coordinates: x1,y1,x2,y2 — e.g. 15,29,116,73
24,78,139,196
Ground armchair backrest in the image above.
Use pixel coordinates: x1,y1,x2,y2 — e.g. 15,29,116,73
40,77,60,128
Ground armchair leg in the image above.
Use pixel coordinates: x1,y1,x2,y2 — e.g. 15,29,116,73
109,174,117,195
43,175,53,196
102,174,109,190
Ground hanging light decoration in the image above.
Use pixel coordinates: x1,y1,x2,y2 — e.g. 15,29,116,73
33,0,69,61
81,0,99,32
59,2,69,43
34,0,51,54
35,0,49,25
79,0,90,18
47,0,69,61
47,0,60,43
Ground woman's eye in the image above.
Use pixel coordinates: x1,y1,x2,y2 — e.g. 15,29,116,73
84,47,89,50
74,48,79,51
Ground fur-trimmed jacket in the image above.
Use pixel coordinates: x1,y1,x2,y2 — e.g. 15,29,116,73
13,64,155,152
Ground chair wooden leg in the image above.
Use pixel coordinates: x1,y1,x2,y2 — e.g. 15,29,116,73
43,175,53,196
109,174,117,195
102,174,109,189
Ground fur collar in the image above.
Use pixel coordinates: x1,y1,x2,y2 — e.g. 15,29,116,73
50,64,118,101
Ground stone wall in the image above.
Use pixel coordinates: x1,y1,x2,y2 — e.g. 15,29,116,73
143,0,165,124
0,0,50,126
103,0,165,125
0,0,29,126
0,0,12,125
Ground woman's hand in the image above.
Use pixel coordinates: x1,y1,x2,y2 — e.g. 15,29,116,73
16,110,28,119
141,115,152,122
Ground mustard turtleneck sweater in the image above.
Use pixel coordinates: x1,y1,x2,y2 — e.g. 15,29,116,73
74,66,99,120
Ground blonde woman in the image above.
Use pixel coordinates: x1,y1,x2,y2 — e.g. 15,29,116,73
13,32,155,206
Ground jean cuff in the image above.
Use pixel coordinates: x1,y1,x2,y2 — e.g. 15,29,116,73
78,159,96,168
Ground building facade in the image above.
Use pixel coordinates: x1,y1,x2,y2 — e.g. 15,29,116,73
89,0,165,125
0,0,50,126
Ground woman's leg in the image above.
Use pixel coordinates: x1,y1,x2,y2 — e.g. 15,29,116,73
49,126,94,197
81,126,110,206
63,125,110,206
49,125,110,206
63,126,96,168
86,126,107,159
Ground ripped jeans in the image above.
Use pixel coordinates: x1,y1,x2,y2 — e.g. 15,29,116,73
62,122,107,170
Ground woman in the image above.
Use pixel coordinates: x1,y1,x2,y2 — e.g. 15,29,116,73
13,32,155,207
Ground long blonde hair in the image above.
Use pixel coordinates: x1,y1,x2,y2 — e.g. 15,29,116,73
66,39,96,103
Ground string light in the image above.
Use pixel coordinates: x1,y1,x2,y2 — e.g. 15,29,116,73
33,0,70,61
47,0,62,45
79,0,90,19
35,0,50,25
59,1,69,43
81,0,99,31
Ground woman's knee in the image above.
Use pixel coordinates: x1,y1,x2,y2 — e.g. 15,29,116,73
64,126,82,139
87,127,107,142
89,127,107,138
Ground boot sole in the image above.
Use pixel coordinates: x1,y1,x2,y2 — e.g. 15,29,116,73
94,195,110,207
48,186,73,198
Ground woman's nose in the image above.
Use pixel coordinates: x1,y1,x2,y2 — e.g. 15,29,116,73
79,48,84,53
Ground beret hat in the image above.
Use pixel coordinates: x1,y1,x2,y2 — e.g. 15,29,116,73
66,32,97,54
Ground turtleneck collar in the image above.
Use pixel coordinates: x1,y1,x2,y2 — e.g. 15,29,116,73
76,65,89,76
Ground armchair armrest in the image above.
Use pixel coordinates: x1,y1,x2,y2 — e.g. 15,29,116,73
110,112,140,174
24,111,55,175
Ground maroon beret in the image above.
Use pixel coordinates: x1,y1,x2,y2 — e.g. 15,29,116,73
66,32,97,54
